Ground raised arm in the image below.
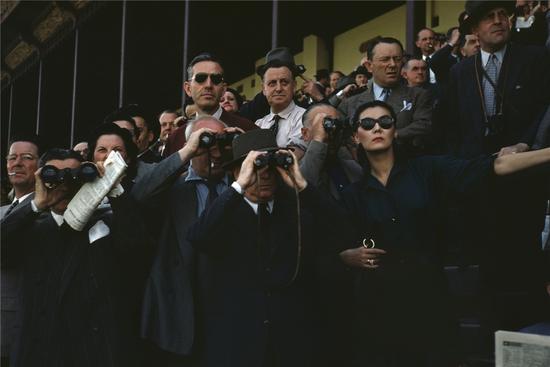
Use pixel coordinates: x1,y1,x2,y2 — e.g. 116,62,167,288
493,147,550,175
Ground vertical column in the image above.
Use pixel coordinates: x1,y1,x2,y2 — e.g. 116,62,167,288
36,60,43,135
7,84,14,141
181,0,190,112
70,28,80,148
271,0,278,49
118,0,127,108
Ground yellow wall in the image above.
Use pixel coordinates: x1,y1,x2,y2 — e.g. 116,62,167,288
333,4,407,75
426,0,465,33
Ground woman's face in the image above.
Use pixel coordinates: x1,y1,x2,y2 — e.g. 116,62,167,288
93,134,128,163
220,91,239,113
355,106,396,153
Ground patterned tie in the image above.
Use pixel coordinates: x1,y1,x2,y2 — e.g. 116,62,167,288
270,115,282,136
204,180,219,209
483,54,498,117
379,88,391,102
4,199,19,217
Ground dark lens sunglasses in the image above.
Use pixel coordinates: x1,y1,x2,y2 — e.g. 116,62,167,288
192,73,224,85
358,115,395,130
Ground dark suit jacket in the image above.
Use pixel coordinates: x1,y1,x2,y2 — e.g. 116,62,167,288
429,44,460,86
187,186,334,367
338,80,434,154
444,43,550,157
164,110,257,156
1,196,151,367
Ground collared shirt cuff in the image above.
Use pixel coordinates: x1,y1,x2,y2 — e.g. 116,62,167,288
31,199,43,213
231,181,245,195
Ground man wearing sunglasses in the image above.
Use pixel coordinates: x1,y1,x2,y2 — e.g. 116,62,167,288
338,37,434,157
164,53,256,156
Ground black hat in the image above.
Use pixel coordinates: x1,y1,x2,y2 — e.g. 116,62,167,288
335,75,355,90
314,69,330,80
256,47,306,77
461,1,515,34
222,129,283,169
355,65,370,76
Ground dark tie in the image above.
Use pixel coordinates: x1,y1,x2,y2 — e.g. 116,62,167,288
483,54,498,117
4,199,19,217
270,115,282,136
204,180,219,209
379,88,391,102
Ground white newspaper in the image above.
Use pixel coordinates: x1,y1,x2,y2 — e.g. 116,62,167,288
63,151,127,231
495,330,550,367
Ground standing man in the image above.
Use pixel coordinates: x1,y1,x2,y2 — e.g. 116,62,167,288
158,109,180,157
1,134,42,367
255,59,307,158
164,53,256,156
338,37,434,156
444,0,550,337
416,27,437,84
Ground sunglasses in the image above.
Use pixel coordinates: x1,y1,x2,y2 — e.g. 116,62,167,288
358,115,395,130
191,73,224,85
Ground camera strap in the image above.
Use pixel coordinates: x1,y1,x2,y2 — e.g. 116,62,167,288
474,50,510,123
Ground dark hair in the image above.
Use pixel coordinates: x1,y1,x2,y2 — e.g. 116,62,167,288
104,109,138,132
87,123,138,180
259,59,297,80
187,53,223,80
225,88,245,109
158,109,181,120
121,104,157,138
352,100,397,130
416,27,435,40
8,133,44,157
331,70,345,78
367,37,404,61
39,148,83,167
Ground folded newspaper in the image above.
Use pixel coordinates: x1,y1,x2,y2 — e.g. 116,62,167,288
495,330,550,367
63,151,127,231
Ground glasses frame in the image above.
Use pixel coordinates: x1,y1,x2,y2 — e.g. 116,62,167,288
191,72,224,85
358,115,395,131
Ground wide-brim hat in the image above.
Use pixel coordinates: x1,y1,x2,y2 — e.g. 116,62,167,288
256,47,305,77
461,1,515,34
222,129,283,169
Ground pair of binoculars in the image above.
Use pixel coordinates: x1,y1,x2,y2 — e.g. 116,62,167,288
253,151,294,170
322,117,351,133
199,132,240,149
40,163,98,189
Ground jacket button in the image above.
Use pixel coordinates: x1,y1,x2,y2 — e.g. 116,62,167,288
263,319,270,325
391,217,397,222
92,326,99,332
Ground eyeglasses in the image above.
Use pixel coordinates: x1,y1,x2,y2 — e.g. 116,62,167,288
191,73,224,85
358,116,395,130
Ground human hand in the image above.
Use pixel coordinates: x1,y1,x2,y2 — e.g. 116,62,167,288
275,150,307,191
180,127,217,160
302,80,324,102
497,142,529,157
310,112,330,143
33,168,69,211
339,246,387,269
236,150,264,190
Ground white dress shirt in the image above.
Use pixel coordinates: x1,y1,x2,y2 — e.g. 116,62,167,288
422,54,437,84
480,45,507,79
255,101,306,149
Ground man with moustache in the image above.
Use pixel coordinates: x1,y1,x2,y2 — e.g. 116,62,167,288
338,37,434,156
1,148,151,367
164,53,256,156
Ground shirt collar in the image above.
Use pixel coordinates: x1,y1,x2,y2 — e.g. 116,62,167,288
480,44,507,67
13,192,32,204
269,100,296,120
372,81,390,101
197,106,223,120
243,197,274,215
185,165,229,185
50,211,64,227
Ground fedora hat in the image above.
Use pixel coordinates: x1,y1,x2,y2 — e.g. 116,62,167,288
222,129,284,169
461,1,515,34
256,47,306,77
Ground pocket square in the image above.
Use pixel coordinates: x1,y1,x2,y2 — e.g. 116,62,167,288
88,220,110,244
400,100,413,112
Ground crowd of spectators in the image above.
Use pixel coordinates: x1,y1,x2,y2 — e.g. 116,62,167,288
2,1,550,366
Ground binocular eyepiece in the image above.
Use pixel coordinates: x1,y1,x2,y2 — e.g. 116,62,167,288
322,117,349,133
253,151,294,170
199,132,240,149
40,162,99,189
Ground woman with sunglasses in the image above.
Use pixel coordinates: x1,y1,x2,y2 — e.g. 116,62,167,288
334,100,550,367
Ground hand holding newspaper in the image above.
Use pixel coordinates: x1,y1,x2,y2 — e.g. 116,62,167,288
63,151,127,231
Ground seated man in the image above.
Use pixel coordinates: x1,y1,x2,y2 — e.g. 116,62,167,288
1,148,151,367
187,129,334,367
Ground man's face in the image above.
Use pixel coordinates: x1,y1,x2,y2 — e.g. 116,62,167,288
302,105,340,143
184,61,225,114
45,158,81,214
355,74,368,87
73,142,88,160
402,59,428,87
190,119,226,179
235,165,277,204
113,120,137,144
473,7,510,52
262,66,296,113
6,142,39,194
461,34,481,57
329,72,341,89
416,29,435,56
133,116,153,152
367,43,403,88
159,112,178,142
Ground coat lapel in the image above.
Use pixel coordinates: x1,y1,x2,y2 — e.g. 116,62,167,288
173,181,198,259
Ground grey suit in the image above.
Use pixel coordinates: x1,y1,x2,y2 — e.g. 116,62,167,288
300,141,363,200
1,193,34,360
338,80,434,153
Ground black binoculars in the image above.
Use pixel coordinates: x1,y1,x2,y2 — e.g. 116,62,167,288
323,117,350,133
40,162,99,188
199,132,240,149
253,151,294,170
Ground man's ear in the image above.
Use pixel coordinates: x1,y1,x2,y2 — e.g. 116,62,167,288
366,60,374,73
352,132,360,145
183,81,192,97
147,131,154,144
301,127,310,142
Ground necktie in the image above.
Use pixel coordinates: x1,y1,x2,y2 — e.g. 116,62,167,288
379,88,390,102
483,54,498,117
204,181,219,209
4,199,19,217
270,115,282,136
